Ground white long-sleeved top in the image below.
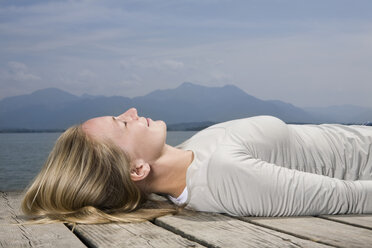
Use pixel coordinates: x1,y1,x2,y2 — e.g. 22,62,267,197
168,115,372,216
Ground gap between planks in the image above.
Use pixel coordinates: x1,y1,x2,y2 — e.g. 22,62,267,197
234,214,372,248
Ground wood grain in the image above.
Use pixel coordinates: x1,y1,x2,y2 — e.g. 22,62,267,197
319,214,372,230
72,221,204,248
0,191,86,248
4,191,371,248
155,211,332,248
240,215,372,248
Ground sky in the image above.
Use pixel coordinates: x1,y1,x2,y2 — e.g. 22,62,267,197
1,0,372,108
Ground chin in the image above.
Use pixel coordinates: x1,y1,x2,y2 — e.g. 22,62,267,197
159,120,167,128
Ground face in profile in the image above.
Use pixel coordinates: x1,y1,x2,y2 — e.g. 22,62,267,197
82,108,167,163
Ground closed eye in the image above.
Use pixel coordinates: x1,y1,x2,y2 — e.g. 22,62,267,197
112,116,127,127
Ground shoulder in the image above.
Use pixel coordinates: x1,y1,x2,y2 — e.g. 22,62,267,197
226,115,287,129
223,116,291,151
222,115,288,139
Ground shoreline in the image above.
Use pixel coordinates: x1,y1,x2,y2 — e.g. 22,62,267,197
1,121,371,133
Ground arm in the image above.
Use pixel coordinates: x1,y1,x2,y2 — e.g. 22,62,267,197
208,148,372,216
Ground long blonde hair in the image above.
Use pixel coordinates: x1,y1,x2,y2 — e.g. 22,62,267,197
21,124,179,225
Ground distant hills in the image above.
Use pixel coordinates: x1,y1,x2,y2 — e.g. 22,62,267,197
1,82,371,131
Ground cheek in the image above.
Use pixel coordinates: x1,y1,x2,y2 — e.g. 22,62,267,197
111,131,132,151
123,132,144,154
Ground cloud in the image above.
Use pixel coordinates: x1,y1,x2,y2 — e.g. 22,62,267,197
1,61,40,82
209,71,233,83
118,74,143,89
1,1,372,107
78,69,96,79
120,58,185,71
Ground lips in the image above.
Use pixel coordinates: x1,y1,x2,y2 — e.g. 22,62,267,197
146,118,150,126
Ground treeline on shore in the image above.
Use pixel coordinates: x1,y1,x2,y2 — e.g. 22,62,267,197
1,121,371,133
0,128,65,133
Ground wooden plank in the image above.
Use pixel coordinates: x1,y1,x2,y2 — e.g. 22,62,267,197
71,221,204,248
0,191,86,248
319,214,372,230
239,215,372,248
69,193,203,248
155,211,332,248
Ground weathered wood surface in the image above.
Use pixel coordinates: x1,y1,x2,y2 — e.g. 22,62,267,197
3,191,372,248
0,191,86,248
155,211,331,248
320,214,372,230
69,193,203,248
240,215,372,248
71,221,204,248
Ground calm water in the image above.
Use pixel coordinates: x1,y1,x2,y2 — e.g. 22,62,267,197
0,131,197,191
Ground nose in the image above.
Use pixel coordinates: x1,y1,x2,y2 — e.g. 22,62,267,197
117,107,139,121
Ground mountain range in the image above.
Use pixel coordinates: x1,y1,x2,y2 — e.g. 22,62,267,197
1,82,372,131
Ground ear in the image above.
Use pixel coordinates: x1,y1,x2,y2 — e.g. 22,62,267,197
130,159,150,182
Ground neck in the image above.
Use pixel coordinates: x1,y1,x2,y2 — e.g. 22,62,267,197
140,144,194,198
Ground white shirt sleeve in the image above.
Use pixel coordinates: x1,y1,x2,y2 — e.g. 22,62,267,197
208,146,372,216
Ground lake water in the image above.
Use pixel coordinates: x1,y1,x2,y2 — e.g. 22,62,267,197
0,131,198,191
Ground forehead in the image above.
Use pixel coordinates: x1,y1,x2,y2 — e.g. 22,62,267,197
83,116,113,127
82,116,115,137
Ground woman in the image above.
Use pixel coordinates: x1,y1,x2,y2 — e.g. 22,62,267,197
22,107,372,224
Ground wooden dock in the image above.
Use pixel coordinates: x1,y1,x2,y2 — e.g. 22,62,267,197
2,191,372,248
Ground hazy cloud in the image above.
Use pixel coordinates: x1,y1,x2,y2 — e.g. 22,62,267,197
1,61,40,82
120,58,185,71
78,69,96,79
1,0,372,108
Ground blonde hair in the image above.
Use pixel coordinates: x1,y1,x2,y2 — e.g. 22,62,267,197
21,124,179,225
